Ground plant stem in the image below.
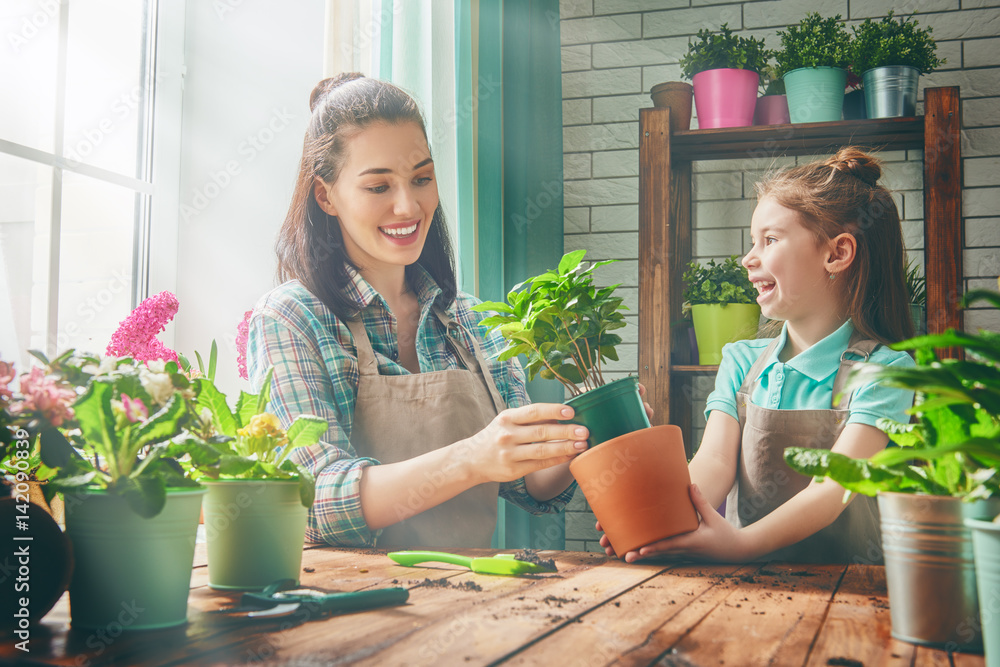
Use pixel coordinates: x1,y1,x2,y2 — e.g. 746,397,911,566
538,355,581,396
562,319,592,392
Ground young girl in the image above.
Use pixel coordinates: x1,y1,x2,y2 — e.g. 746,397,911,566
247,74,590,548
603,147,916,564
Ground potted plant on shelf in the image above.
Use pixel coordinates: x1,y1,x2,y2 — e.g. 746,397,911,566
842,70,866,120
649,81,693,134
785,287,1000,652
851,11,944,118
474,250,698,556
679,23,772,129
774,12,853,123
682,255,761,365
180,366,326,591
753,66,790,126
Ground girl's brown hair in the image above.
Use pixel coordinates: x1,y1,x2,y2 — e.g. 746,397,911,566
755,147,914,345
276,73,456,319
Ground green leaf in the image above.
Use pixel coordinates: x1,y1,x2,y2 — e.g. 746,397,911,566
235,391,259,429
217,455,257,477
277,416,328,467
558,250,587,275
255,367,275,416
73,379,121,475
196,377,238,436
208,339,218,381
471,301,515,315
114,474,167,519
132,394,187,451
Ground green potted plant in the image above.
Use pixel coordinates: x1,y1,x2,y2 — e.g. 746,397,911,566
475,250,697,556
753,66,790,126
785,288,1000,652
842,70,866,120
905,258,926,335
682,255,761,365
851,11,944,118
679,23,772,128
774,13,853,123
180,366,326,591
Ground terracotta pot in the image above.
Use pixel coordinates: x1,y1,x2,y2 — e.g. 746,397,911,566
753,95,790,125
28,480,64,524
649,81,693,133
569,425,698,556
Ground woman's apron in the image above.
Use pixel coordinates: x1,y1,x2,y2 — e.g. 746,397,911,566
724,331,884,564
345,306,507,548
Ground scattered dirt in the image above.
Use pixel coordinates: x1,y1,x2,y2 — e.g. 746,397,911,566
412,577,482,592
541,595,577,607
826,659,863,667
513,549,557,572
303,567,315,573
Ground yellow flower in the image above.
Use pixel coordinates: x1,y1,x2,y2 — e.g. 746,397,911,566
235,413,288,459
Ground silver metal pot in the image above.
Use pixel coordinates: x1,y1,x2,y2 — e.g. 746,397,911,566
878,492,1000,652
862,66,920,118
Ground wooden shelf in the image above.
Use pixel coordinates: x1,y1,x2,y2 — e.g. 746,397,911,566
669,117,925,161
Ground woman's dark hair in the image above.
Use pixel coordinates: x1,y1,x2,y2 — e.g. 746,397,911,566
755,147,914,345
276,73,457,319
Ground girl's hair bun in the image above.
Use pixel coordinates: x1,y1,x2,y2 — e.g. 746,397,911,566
824,147,882,187
309,73,365,112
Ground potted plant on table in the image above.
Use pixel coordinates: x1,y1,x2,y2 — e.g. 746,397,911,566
474,250,698,557
785,287,1000,652
682,255,761,365
753,66,790,126
180,366,326,591
850,11,944,118
775,13,853,123
679,23,772,129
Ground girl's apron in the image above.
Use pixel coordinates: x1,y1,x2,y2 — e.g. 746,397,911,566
724,331,884,564
345,306,507,548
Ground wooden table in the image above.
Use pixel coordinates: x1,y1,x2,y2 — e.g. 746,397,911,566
4,546,986,666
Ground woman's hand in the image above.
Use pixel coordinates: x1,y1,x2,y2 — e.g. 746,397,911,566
461,403,588,485
599,484,750,563
637,382,654,422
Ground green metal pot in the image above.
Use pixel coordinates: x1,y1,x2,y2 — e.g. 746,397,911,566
965,517,1000,666
64,487,205,630
564,376,651,449
782,66,847,124
203,479,308,590
690,303,761,365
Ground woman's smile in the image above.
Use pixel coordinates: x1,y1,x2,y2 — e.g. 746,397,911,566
379,220,421,243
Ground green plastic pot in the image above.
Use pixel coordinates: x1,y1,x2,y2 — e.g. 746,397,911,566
783,66,847,124
690,303,761,365
64,487,205,630
564,376,651,449
203,479,308,590
965,517,1000,667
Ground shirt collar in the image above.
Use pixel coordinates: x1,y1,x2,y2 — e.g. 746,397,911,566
782,319,855,381
344,264,443,312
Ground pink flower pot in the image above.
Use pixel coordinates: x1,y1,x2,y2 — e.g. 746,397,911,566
753,95,790,125
692,68,759,129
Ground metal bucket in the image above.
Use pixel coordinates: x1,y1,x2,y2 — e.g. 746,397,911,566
965,518,1000,667
878,492,1000,652
862,66,920,118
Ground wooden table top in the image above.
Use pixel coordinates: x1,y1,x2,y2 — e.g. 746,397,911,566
4,545,986,666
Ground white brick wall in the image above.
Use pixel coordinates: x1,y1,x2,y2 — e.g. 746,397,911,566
559,0,1000,552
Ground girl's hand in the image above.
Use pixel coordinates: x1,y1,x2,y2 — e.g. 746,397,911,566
463,404,588,484
623,484,749,563
637,383,654,422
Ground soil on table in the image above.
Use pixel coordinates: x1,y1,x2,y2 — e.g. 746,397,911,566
513,549,557,572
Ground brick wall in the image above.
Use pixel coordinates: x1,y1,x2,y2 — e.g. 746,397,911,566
559,0,1000,552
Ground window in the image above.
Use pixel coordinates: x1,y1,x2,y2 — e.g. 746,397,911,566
0,0,159,367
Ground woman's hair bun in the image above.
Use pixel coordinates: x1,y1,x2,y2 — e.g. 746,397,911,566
824,147,882,187
309,73,365,112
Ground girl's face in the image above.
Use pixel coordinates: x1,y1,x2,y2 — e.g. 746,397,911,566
314,121,438,275
742,197,841,324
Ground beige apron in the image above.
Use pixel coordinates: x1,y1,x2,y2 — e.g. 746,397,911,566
725,331,883,564
345,306,506,548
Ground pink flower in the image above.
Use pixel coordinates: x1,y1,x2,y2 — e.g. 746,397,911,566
121,394,149,423
0,360,15,402
14,367,76,427
236,309,253,380
106,291,180,363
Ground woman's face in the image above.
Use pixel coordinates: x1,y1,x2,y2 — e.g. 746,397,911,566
314,121,438,275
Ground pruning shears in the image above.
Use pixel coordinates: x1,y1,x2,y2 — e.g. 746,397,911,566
211,578,409,620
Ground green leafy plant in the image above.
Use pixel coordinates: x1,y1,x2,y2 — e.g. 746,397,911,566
760,66,786,96
774,13,852,74
682,255,757,308
905,258,927,308
472,250,627,396
850,11,944,74
178,367,327,508
785,288,1000,500
679,24,772,81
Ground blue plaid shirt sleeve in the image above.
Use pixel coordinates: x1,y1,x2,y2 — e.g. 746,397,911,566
247,287,382,547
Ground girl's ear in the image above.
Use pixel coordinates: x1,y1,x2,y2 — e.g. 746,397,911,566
825,233,857,275
313,177,337,216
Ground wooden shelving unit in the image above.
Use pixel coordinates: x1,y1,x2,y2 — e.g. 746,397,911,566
638,87,963,456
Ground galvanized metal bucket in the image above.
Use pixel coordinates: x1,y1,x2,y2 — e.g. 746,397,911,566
878,492,1000,652
965,517,1000,667
862,66,920,118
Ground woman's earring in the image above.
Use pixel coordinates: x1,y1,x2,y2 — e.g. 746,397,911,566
829,273,836,281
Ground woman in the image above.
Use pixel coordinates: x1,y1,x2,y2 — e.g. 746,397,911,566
247,74,587,548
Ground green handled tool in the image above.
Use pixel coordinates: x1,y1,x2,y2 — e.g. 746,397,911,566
388,551,556,576
214,578,409,620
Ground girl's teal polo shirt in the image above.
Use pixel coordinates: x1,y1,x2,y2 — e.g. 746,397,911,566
705,320,915,428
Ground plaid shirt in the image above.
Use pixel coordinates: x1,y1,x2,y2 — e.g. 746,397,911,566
247,266,576,546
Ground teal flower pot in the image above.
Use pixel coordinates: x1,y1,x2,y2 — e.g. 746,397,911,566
203,479,308,590
564,376,651,449
965,517,1000,666
783,67,847,124
64,487,205,630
